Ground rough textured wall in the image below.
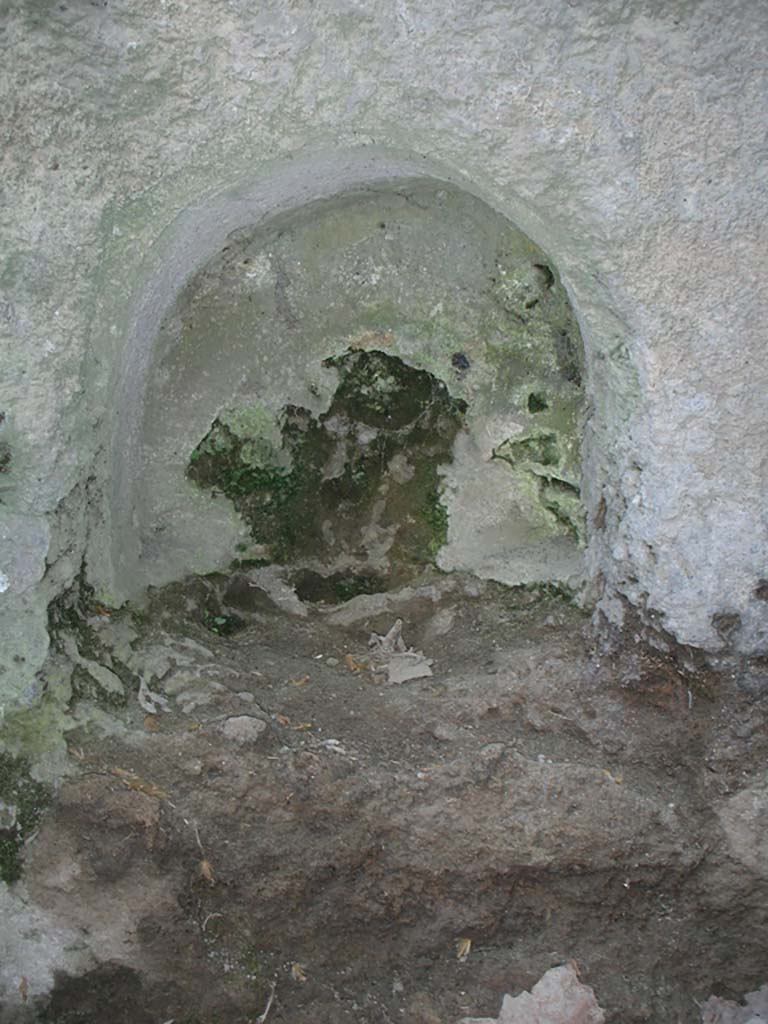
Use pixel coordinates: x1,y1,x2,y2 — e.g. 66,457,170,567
125,183,586,595
1,0,766,708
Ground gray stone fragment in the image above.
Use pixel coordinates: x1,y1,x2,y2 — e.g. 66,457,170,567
138,678,171,714
219,715,268,744
458,964,605,1024
126,643,176,683
0,799,17,830
368,620,433,685
715,779,768,878
81,661,124,697
59,634,124,697
701,984,768,1024
429,723,459,742
175,682,227,714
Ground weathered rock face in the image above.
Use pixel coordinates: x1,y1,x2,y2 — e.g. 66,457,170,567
136,185,585,595
1,3,767,700
701,984,768,1024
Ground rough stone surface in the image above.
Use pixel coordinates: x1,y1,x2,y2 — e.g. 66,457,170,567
0,884,91,1015
458,964,605,1024
700,984,768,1024
1,0,767,706
715,777,768,878
132,184,585,594
218,714,268,744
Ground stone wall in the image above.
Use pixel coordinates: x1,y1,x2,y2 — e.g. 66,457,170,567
1,0,766,709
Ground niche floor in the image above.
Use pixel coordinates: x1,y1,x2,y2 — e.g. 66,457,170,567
21,572,768,1024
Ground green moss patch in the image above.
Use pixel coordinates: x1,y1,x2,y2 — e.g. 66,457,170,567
493,429,585,543
496,430,561,469
188,350,466,578
538,477,584,543
0,753,51,884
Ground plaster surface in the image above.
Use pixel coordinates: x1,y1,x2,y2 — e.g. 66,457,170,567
1,0,767,708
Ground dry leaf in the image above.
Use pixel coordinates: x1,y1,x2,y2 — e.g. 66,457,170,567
19,977,28,1003
144,714,160,732
199,858,215,884
344,653,367,673
292,722,313,732
110,768,168,800
291,963,307,983
456,937,472,962
276,714,291,726
130,779,168,800
68,745,86,762
291,675,311,687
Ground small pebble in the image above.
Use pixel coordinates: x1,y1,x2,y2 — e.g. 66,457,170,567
219,715,268,744
431,723,460,742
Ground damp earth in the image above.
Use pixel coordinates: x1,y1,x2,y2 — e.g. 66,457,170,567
7,567,768,1024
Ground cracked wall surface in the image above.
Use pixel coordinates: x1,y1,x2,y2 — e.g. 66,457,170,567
1,0,767,709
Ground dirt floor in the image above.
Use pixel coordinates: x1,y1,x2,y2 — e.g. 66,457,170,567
15,570,768,1024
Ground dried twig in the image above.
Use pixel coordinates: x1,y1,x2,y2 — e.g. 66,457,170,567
192,820,205,853
255,978,277,1023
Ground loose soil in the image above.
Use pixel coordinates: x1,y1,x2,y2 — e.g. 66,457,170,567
19,572,768,1024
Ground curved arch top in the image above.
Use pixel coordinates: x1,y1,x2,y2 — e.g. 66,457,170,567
95,148,594,601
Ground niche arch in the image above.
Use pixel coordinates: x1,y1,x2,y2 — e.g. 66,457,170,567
92,150,601,603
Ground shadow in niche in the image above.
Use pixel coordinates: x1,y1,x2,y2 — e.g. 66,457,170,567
290,567,389,604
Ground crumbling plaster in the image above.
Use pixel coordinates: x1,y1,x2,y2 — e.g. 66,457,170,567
1,0,766,708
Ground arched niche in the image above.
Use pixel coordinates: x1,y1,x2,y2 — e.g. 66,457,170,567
92,151,597,603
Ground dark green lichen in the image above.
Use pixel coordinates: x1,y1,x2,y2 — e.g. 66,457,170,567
527,392,549,413
418,486,450,559
495,430,560,469
0,753,51,884
555,327,582,386
48,571,133,710
47,568,100,660
538,476,585,543
187,409,324,563
325,348,453,430
188,350,465,577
